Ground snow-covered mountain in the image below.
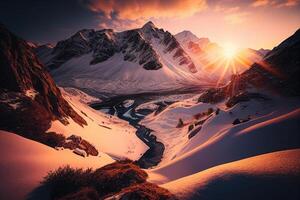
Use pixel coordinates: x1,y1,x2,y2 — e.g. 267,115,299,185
175,30,210,50
0,24,147,163
175,30,266,82
138,29,300,199
1,21,299,200
36,22,209,95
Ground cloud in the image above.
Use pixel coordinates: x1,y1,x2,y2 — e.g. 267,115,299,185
84,0,207,20
97,15,142,31
276,0,299,7
224,12,249,24
251,0,299,7
252,0,270,7
214,5,240,13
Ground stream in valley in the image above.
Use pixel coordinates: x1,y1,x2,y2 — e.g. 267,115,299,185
89,88,202,168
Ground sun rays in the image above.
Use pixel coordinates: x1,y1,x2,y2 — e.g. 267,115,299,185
200,44,260,87
222,43,238,60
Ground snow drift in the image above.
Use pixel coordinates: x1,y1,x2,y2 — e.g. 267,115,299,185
163,149,300,200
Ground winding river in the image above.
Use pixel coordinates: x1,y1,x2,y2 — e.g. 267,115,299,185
89,89,201,168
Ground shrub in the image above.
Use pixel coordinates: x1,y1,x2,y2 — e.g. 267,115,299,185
193,112,205,119
42,160,150,199
176,118,184,128
92,160,148,196
215,108,220,115
232,118,241,125
43,166,93,199
188,124,194,132
116,182,176,200
57,187,99,200
207,107,214,115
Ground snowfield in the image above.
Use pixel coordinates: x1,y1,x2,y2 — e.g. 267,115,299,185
63,87,101,104
1,88,299,200
0,130,114,200
143,95,300,183
48,88,148,161
163,149,300,200
50,53,202,95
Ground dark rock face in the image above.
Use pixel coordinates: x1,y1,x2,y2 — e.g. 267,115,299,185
226,92,269,108
0,92,52,136
230,29,300,96
0,24,86,138
50,29,94,69
198,88,226,104
121,29,163,70
90,29,118,65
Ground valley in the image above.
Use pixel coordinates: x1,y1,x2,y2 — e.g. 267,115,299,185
0,13,299,200
90,88,203,168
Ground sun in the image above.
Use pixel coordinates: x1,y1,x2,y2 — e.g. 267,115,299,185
222,43,237,59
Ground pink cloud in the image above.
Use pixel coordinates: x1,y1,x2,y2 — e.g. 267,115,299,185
251,0,299,7
214,5,240,13
276,0,299,7
84,0,207,20
252,0,270,7
224,12,249,24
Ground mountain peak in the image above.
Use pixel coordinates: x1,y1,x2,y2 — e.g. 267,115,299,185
142,21,156,30
175,30,201,44
176,30,198,39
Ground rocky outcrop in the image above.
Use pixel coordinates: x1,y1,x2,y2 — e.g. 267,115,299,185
0,24,86,139
225,92,269,108
62,135,98,156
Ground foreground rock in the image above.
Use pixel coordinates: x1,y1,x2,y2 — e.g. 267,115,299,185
0,24,86,144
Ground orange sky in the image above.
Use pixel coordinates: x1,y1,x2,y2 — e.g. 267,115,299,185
87,0,300,49
2,0,298,49
153,1,300,49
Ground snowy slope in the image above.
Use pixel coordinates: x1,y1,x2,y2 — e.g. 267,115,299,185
0,130,114,200
163,149,300,200
142,94,300,182
48,88,148,160
63,87,101,104
50,53,199,95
